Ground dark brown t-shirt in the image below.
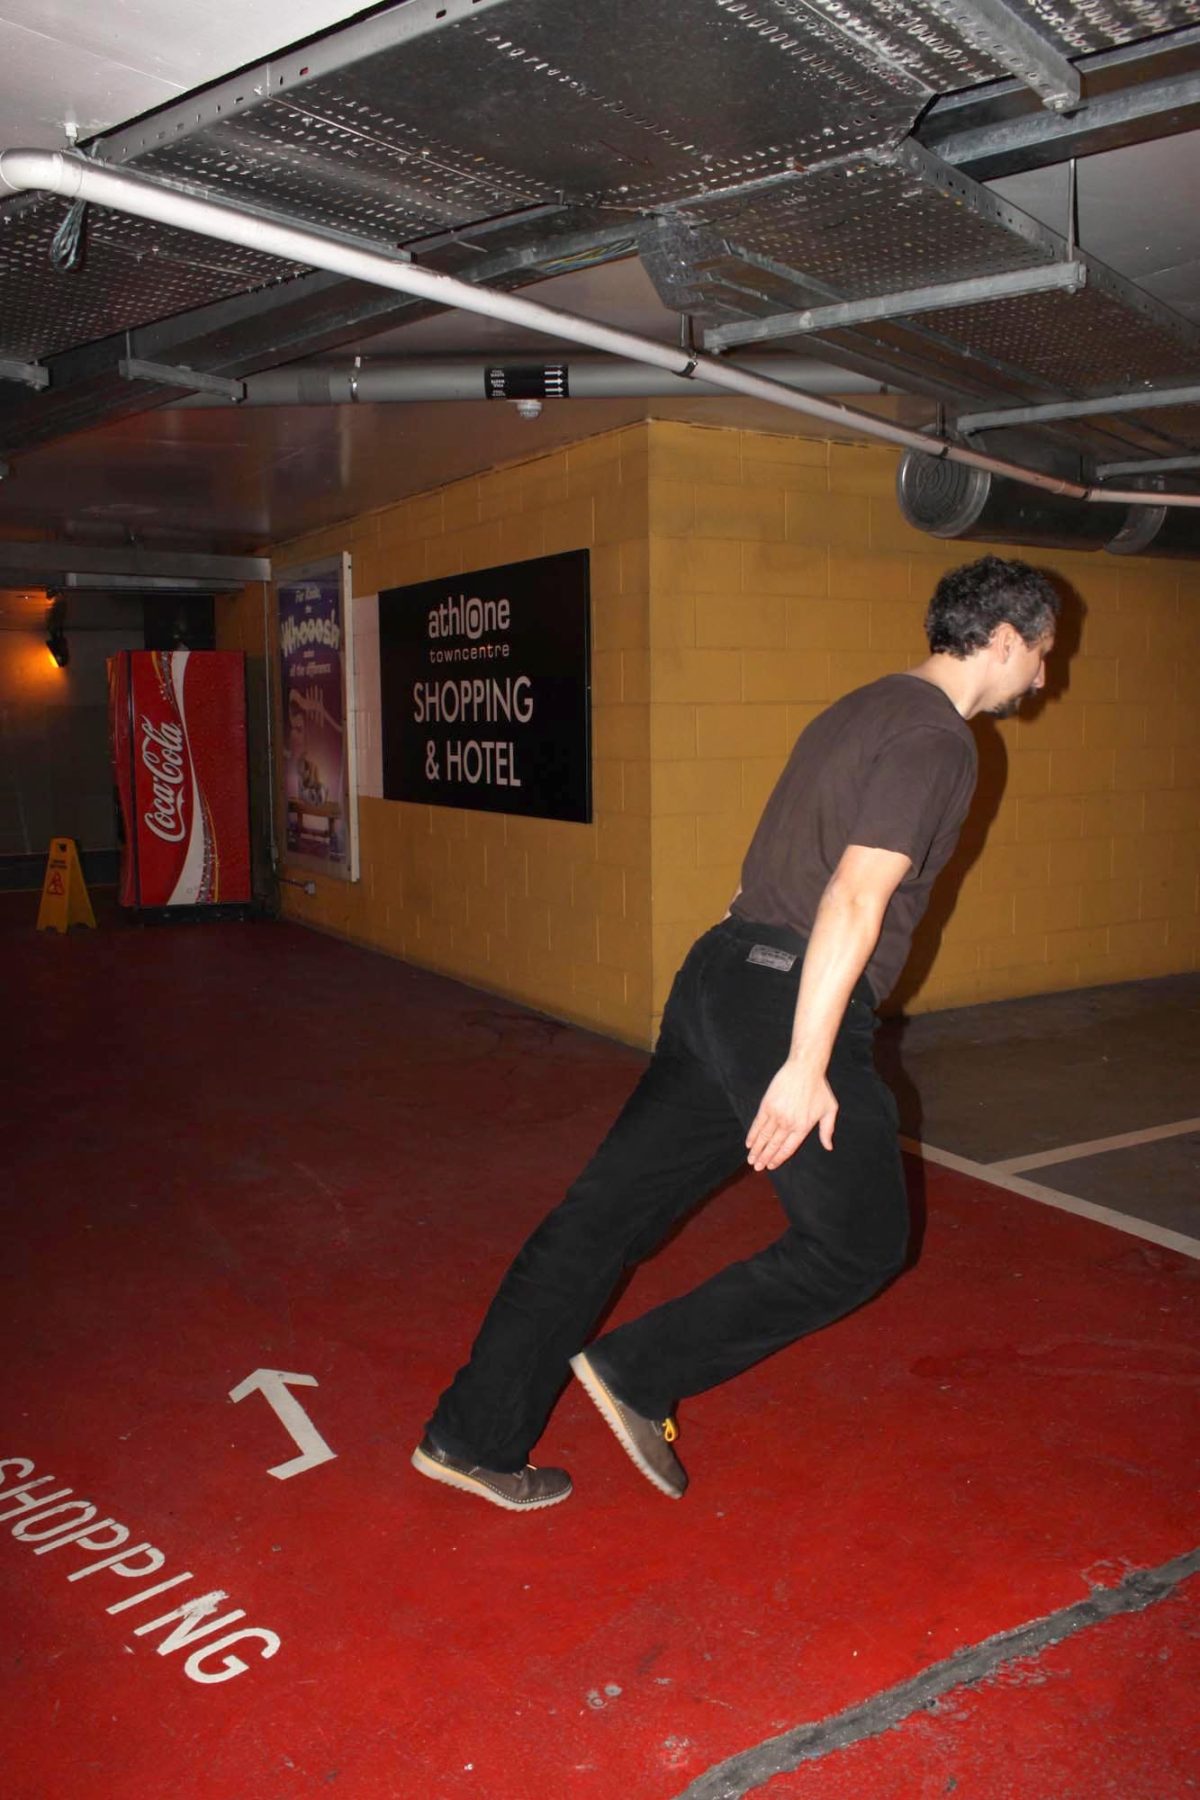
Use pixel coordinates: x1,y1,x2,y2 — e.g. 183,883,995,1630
732,674,977,1002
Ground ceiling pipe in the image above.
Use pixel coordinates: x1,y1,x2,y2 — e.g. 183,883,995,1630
2,148,1197,511
170,354,887,406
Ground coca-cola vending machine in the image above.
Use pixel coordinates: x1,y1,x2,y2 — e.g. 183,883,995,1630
108,650,253,908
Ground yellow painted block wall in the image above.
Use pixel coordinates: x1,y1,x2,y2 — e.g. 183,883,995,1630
644,419,1199,1028
222,415,1197,1050
223,425,654,1045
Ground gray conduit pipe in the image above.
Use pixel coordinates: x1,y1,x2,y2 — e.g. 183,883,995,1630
174,355,886,405
2,148,1197,511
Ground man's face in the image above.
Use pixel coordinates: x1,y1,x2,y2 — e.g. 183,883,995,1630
989,627,1054,718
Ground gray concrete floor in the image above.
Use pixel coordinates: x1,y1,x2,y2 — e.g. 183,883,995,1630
878,974,1200,1253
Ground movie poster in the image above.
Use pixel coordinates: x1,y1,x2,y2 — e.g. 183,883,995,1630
277,553,359,880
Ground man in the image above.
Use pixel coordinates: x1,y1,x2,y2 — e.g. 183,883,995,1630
413,554,1060,1510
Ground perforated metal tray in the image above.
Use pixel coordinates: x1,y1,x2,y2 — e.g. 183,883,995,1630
2,0,1199,477
680,137,1200,453
0,0,937,366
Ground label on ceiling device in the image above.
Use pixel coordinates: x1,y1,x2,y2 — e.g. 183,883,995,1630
484,364,569,399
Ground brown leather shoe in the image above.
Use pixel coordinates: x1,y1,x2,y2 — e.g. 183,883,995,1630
569,1350,687,1498
411,1436,572,1511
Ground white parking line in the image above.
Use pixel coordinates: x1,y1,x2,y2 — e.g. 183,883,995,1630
900,1137,1200,1262
987,1117,1200,1176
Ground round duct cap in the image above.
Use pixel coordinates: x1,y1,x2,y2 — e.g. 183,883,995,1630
1103,503,1166,556
896,450,991,538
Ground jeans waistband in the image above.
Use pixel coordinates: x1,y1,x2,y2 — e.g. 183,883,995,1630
716,914,876,1013
719,915,810,956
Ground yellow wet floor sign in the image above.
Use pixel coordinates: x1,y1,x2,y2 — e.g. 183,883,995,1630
37,838,96,932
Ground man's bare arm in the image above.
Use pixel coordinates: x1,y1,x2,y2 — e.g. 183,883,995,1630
744,844,911,1172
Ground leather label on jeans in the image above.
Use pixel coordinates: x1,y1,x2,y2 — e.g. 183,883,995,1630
747,944,796,972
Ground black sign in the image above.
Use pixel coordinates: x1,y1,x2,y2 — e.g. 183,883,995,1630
379,550,591,823
483,364,569,399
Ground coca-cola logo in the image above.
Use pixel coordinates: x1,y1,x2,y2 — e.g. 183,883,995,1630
141,717,189,843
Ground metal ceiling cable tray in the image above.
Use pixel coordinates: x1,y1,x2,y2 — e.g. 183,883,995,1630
3,145,1199,514
681,138,1200,467
1,0,1198,491
0,0,938,370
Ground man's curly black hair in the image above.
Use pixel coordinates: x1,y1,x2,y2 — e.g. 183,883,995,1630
925,555,1060,658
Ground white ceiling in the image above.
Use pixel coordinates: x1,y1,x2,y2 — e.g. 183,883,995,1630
0,1,1198,559
0,254,930,553
0,0,379,147
994,137,1200,325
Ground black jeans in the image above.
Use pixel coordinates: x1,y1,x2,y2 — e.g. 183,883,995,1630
428,917,909,1472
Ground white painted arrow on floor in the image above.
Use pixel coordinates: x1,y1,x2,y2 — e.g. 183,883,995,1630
229,1369,338,1481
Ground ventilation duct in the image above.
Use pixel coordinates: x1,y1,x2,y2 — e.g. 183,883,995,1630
896,452,1200,559
1107,504,1200,561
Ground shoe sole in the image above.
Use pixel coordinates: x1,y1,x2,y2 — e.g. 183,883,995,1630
411,1444,571,1512
569,1352,684,1498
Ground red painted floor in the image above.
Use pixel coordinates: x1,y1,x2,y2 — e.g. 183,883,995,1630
759,1583,1200,1798
2,915,1197,1798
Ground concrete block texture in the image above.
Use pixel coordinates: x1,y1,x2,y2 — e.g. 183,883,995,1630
219,418,1198,1051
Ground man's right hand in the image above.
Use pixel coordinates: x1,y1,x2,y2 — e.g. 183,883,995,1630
745,1059,838,1171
